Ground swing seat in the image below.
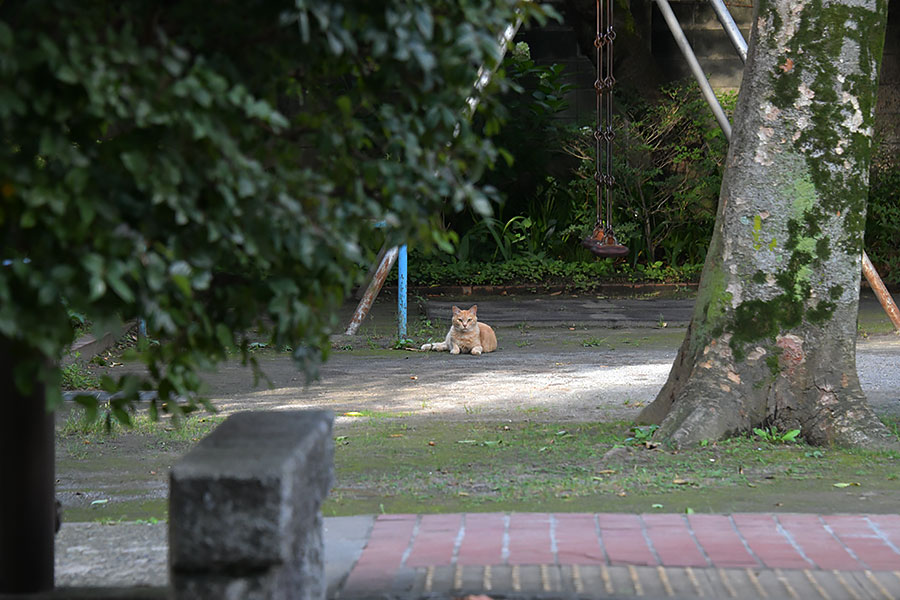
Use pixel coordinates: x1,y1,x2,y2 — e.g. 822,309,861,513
582,238,629,257
582,227,629,258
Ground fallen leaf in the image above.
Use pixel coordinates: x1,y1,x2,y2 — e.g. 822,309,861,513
780,57,794,72
568,327,575,331
410,376,418,380
428,441,436,446
833,482,861,488
550,291,562,296
343,411,363,417
597,469,617,475
652,503,663,509
672,478,690,485
685,507,695,514
90,499,108,506
457,440,478,444
389,434,403,438
617,491,627,497
458,492,469,497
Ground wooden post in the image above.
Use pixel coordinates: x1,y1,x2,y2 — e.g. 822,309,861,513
345,247,399,335
862,251,900,332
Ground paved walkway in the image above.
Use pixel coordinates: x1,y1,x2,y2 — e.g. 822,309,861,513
332,512,900,599
54,512,900,598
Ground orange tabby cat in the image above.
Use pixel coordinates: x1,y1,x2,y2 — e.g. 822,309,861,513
421,304,497,356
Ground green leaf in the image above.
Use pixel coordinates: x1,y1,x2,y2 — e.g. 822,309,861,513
215,324,233,349
781,429,801,442
73,394,100,423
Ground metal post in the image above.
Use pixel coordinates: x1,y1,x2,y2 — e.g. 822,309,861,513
708,0,747,62
654,0,733,139
345,247,399,335
398,245,408,339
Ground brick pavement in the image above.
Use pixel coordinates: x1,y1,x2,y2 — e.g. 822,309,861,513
337,512,900,598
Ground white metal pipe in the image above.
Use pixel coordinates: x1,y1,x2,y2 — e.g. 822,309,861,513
709,0,748,63
654,0,733,140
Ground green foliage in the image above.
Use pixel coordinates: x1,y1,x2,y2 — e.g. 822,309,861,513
624,424,659,446
0,1,554,418
865,148,900,285
405,253,702,288
753,426,802,444
448,41,575,263
564,80,734,266
433,78,734,273
60,355,102,390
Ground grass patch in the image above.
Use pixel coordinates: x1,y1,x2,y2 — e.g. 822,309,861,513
61,356,102,390
58,410,225,447
325,420,900,516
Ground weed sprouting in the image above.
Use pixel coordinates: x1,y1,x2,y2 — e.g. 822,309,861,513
61,355,102,390
753,426,801,444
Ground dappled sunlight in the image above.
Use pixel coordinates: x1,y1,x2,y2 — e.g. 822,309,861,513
205,352,677,423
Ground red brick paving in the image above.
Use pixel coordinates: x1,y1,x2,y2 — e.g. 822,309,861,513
822,514,900,570
456,513,505,566
343,513,416,592
344,512,900,590
554,513,607,564
507,512,554,565
687,513,759,568
596,513,657,566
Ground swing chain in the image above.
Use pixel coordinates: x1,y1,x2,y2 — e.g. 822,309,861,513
582,0,628,258
593,0,616,233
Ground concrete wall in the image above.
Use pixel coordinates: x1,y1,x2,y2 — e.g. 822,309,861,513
877,0,900,158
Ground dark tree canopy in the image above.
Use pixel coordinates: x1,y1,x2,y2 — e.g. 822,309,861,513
0,1,554,418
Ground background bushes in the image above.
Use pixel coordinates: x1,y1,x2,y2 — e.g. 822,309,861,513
386,45,899,288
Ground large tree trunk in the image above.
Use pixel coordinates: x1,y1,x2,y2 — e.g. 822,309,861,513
637,0,898,449
0,340,56,592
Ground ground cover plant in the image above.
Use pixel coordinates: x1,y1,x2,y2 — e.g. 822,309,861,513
55,408,900,522
324,417,900,516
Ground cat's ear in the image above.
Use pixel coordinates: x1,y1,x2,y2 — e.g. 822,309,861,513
451,305,460,315
470,305,478,314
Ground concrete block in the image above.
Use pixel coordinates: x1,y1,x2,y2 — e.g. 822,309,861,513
170,410,333,600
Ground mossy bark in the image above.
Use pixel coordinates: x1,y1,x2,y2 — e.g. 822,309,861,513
637,0,898,449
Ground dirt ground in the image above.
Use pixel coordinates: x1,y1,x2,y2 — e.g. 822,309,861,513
56,292,900,521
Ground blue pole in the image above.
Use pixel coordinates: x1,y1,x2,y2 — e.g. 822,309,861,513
398,245,407,338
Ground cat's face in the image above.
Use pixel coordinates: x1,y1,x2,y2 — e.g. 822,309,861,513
451,305,478,331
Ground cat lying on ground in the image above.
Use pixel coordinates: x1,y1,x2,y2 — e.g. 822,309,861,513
421,304,497,356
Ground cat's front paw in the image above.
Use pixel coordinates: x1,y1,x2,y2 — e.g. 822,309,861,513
421,343,433,351
450,347,461,355
471,346,483,356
